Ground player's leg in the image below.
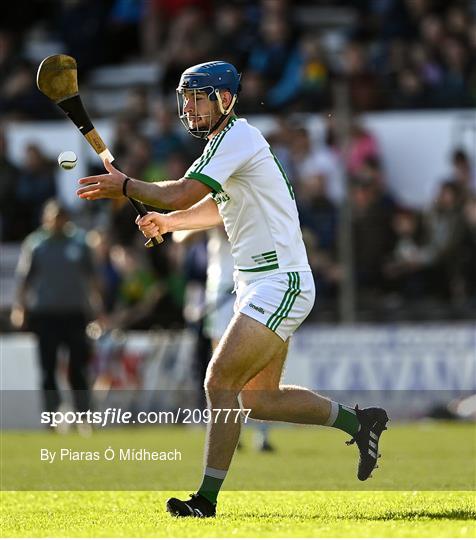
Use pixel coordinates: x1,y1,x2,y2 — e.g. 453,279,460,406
242,340,359,429
241,339,388,482
254,422,274,451
238,271,388,481
167,311,285,518
240,340,332,425
208,294,271,452
167,272,388,517
203,312,285,466
237,272,333,424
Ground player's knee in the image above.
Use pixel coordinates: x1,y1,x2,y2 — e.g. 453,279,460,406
240,390,269,419
204,368,240,401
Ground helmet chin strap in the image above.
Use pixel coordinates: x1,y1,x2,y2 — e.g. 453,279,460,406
207,90,237,136
214,90,237,115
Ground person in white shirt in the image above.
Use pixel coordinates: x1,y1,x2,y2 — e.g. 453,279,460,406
77,61,388,518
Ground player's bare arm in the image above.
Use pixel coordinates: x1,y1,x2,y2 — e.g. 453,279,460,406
76,159,211,210
137,195,222,238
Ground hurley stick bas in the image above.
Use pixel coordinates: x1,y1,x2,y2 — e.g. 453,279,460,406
36,54,162,248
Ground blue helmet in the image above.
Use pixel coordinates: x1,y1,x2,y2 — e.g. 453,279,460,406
177,61,241,99
176,61,241,139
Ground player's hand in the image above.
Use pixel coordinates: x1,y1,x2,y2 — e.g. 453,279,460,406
136,212,171,238
76,159,126,200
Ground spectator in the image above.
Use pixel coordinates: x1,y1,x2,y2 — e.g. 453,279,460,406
425,181,466,302
301,225,340,314
13,143,57,240
263,116,295,188
435,36,472,107
247,15,301,110
0,60,57,120
298,172,338,255
354,156,395,210
341,41,384,111
101,244,168,330
111,113,141,165
448,148,476,199
159,5,214,93
391,66,429,109
149,99,188,165
122,134,162,182
459,196,476,304
347,120,380,176
0,30,20,86
103,0,145,64
409,42,444,89
234,70,266,115
87,229,121,314
0,126,19,241
55,0,110,74
123,86,150,123
211,5,256,71
10,200,102,415
419,13,446,58
289,127,344,206
296,34,330,111
350,176,395,296
141,0,212,60
383,207,431,301
163,152,189,181
288,127,316,187
445,4,470,39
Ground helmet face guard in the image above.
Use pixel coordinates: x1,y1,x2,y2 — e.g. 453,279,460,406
176,61,241,139
176,86,216,139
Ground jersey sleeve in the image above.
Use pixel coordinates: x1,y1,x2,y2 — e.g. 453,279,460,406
184,123,252,193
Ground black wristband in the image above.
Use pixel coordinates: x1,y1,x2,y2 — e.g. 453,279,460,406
122,177,131,197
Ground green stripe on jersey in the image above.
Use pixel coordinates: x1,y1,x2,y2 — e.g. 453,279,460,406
251,251,277,264
251,253,278,264
186,172,223,193
251,257,278,265
270,148,295,200
251,259,277,266
237,263,279,272
252,250,276,258
191,118,236,174
266,272,301,332
192,117,236,172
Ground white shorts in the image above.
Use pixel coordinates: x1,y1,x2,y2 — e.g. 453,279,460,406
234,271,315,341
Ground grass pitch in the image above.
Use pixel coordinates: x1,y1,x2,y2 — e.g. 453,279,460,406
1,422,475,537
2,490,474,537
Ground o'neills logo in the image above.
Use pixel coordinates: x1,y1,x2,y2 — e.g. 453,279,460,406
249,302,265,314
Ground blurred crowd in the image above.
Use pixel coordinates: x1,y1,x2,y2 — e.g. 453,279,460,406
2,105,476,326
1,0,476,119
1,0,476,328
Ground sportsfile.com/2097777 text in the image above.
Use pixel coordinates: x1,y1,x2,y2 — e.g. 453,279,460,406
40,408,252,428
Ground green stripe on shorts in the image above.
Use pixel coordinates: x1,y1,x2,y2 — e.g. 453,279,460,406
273,272,300,332
266,272,301,332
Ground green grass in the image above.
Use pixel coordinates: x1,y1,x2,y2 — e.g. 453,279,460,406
1,422,475,537
1,490,474,537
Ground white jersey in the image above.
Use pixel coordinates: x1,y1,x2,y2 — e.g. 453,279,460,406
185,117,311,282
